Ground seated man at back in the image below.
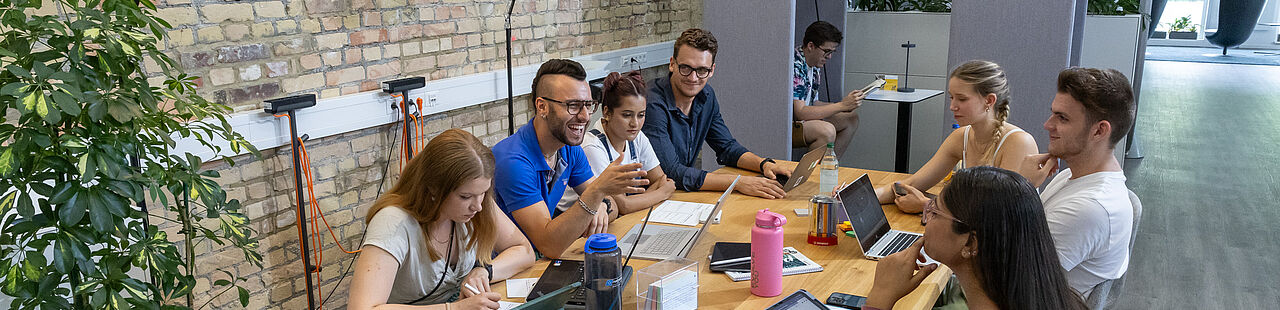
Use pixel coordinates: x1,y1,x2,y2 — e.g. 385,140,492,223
1018,67,1136,297
492,59,648,259
643,28,792,199
792,21,863,155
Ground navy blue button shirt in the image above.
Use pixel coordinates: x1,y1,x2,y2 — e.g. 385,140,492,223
642,74,750,191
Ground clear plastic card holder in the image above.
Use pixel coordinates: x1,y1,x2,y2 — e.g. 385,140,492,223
636,258,698,310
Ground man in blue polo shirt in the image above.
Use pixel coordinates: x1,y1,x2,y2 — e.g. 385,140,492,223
493,59,648,258
644,28,793,199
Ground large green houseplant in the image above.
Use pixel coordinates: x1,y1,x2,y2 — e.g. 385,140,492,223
853,0,951,12
0,0,262,308
1087,0,1141,15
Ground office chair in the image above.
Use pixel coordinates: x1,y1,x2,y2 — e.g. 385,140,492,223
1204,0,1267,55
1085,190,1143,310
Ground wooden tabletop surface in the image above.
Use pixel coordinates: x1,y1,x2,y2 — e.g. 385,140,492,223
492,162,950,310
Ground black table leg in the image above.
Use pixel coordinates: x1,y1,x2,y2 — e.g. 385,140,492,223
895,102,912,173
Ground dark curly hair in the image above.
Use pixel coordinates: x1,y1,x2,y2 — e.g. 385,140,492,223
1056,67,1135,146
673,28,718,62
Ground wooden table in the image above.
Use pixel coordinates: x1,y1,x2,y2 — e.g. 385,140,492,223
493,163,950,310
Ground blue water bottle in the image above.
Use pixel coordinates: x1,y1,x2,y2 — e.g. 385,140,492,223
584,233,622,310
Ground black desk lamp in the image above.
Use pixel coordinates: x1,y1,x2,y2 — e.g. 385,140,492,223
899,41,916,93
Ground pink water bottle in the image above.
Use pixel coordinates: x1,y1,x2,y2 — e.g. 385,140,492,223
751,208,787,297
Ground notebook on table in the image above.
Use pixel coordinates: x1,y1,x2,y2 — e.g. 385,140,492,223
708,242,750,272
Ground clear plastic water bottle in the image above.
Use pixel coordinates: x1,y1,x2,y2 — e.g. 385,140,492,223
584,233,622,310
818,142,839,198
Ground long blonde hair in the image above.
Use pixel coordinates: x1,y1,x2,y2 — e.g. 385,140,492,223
365,129,499,264
950,60,1011,164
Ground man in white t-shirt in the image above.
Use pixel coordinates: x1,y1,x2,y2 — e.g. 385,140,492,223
1017,67,1136,297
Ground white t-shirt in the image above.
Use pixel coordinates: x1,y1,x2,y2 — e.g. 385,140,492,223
363,207,478,305
1040,168,1133,296
557,122,662,212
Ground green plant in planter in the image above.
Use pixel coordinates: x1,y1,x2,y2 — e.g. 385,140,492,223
1087,0,1140,15
1170,15,1193,32
0,0,261,308
854,0,951,12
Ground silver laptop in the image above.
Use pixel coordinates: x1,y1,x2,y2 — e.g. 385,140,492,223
838,174,921,260
618,176,739,260
780,148,825,192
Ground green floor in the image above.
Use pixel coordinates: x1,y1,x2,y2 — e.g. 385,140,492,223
1115,60,1280,309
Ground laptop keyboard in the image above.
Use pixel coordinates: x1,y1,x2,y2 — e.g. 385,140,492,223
567,264,587,303
876,233,920,257
644,231,688,255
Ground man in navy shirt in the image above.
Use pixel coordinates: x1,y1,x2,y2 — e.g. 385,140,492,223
643,28,793,199
493,59,647,258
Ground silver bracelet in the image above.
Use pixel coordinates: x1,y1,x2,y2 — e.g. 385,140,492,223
577,197,597,215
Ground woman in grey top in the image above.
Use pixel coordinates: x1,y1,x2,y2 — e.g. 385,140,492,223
349,129,536,310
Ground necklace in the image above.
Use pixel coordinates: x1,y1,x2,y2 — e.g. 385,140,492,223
429,221,453,244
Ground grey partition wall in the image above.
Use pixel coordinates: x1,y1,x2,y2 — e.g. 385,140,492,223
702,0,796,165
842,12,951,172
794,0,847,104
947,1,1086,152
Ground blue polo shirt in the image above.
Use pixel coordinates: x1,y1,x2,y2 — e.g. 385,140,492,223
642,74,750,191
493,121,594,225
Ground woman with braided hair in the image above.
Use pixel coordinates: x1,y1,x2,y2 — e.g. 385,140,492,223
874,60,1039,216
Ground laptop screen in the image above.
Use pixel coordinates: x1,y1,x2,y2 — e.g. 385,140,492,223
838,174,892,252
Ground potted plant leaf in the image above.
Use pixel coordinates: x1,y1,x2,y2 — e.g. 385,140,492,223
1169,15,1199,39
0,0,262,308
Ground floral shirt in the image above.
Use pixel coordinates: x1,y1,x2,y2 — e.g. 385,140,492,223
792,46,821,107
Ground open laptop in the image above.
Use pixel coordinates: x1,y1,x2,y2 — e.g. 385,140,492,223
525,260,633,309
514,281,579,309
616,176,740,260
838,174,922,260
777,148,825,192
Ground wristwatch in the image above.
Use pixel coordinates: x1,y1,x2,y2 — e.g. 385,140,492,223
759,158,776,172
602,198,614,215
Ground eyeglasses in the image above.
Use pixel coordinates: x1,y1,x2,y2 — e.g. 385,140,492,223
818,47,836,57
539,97,599,115
924,199,966,226
676,64,712,79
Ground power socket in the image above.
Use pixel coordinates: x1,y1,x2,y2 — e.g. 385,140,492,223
423,91,439,108
618,53,645,71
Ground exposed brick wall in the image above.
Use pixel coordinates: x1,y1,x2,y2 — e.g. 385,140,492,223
150,0,701,113
131,0,705,308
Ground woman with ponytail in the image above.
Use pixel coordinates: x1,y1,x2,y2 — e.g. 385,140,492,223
564,71,675,215
874,60,1038,215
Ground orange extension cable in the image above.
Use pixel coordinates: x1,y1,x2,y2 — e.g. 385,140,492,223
274,113,368,310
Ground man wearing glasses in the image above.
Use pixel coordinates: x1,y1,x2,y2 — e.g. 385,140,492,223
792,21,864,156
643,28,793,199
493,59,648,258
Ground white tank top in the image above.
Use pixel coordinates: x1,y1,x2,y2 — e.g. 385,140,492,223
961,125,1025,168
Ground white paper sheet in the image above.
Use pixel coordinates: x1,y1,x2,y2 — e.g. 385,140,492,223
644,200,715,226
498,301,523,310
504,278,538,299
